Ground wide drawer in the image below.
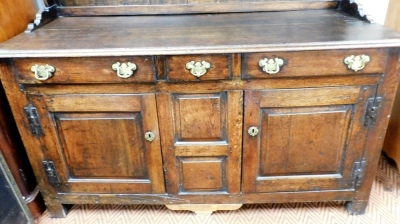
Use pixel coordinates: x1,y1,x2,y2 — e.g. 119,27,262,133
166,54,232,82
14,56,156,84
242,49,387,79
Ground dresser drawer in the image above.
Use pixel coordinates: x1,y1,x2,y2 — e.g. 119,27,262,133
14,56,156,84
166,54,232,81
242,49,387,79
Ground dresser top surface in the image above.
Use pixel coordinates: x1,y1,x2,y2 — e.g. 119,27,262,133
1,10,400,57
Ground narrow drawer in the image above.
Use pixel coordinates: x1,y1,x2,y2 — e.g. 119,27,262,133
166,54,232,81
242,49,387,79
14,56,156,84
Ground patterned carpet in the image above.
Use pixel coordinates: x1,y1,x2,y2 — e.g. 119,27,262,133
37,155,400,224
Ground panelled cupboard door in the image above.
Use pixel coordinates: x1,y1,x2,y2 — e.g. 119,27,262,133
242,86,377,193
28,94,165,194
157,91,243,194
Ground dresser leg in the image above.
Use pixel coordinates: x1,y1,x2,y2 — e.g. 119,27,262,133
166,204,242,215
345,200,368,215
45,202,70,218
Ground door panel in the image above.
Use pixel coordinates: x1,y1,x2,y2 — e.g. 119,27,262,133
243,86,376,193
55,113,147,179
259,106,351,176
30,94,165,194
157,91,243,194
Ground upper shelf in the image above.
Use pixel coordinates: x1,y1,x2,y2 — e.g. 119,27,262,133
53,0,339,16
1,10,400,58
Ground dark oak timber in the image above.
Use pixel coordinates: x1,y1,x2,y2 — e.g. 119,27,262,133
0,0,399,217
1,10,400,57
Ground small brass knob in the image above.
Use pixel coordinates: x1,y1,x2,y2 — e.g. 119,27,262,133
248,126,259,137
145,131,156,142
112,62,137,78
185,61,211,77
259,58,284,74
31,64,55,81
344,55,370,72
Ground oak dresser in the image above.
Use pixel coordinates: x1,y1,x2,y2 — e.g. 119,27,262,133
0,0,400,217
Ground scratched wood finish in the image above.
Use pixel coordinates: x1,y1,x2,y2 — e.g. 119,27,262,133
14,57,156,84
167,55,231,82
2,10,400,58
242,49,387,79
27,93,165,194
242,86,377,193
157,91,242,194
56,1,337,16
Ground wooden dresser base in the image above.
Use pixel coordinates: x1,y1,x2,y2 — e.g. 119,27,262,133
1,2,400,219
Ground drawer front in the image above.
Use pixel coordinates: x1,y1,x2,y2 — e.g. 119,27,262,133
242,49,387,79
166,54,232,81
14,56,156,84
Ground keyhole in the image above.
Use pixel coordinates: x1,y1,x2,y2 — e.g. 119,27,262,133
145,131,155,142
248,126,259,137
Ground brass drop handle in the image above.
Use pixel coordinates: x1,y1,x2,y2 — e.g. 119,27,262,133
248,126,259,137
185,61,211,77
344,55,370,72
144,131,156,142
111,62,137,78
31,64,55,81
258,58,284,74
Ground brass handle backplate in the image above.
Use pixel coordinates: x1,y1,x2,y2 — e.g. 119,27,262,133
31,64,55,81
259,58,284,74
145,131,156,142
112,62,137,78
248,126,259,137
344,55,370,72
185,61,211,77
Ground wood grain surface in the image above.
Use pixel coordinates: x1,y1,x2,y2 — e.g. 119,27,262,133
1,10,400,57
57,1,337,16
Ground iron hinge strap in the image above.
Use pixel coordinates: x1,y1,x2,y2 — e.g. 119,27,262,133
42,160,60,188
352,159,367,188
24,104,44,137
364,97,382,127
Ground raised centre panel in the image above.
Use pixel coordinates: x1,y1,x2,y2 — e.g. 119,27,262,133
173,93,227,142
55,113,147,179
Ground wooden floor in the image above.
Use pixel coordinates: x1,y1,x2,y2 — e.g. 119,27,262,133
37,154,400,224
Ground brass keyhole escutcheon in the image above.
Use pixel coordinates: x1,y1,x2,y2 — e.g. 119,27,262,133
248,126,259,137
145,131,156,142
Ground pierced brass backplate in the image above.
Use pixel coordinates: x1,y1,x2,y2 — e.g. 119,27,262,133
258,58,284,74
344,55,370,72
186,61,211,77
31,64,55,81
111,62,137,78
